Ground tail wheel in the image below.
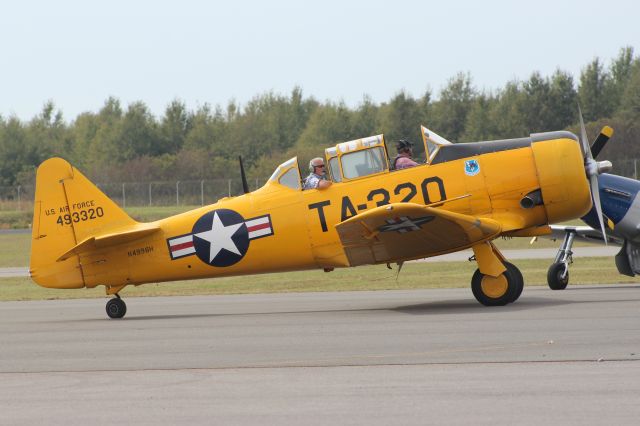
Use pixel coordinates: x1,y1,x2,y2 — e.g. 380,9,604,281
471,266,518,306
547,262,569,290
504,262,524,303
106,296,127,319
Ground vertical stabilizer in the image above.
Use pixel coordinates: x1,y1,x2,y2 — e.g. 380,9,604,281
30,158,137,288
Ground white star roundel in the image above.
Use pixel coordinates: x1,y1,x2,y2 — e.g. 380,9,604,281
192,209,250,267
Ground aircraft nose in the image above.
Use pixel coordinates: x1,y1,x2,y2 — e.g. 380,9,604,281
531,134,592,224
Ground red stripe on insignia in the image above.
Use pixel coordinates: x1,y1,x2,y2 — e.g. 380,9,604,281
247,222,271,232
171,241,194,251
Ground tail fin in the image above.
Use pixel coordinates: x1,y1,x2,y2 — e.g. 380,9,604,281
30,158,138,288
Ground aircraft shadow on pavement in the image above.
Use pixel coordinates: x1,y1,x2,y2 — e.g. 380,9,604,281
391,297,569,315
97,298,566,321
44,285,640,322
393,287,640,315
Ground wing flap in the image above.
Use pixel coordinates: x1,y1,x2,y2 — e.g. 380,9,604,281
335,203,502,266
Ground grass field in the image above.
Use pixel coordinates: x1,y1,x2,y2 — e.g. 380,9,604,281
3,207,627,302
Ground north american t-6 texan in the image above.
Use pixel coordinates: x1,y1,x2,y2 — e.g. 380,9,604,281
29,111,613,318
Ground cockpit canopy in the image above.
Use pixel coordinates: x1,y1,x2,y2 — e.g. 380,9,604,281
325,135,388,183
267,126,453,190
323,127,453,183
268,157,301,190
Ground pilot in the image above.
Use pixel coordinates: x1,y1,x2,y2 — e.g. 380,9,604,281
303,158,333,190
393,139,419,169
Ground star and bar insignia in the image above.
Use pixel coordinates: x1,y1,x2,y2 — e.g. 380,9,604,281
167,209,274,267
378,215,435,233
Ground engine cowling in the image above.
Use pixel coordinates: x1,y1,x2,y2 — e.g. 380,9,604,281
530,131,593,224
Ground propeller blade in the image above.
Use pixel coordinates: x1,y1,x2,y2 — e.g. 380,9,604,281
590,173,608,245
578,106,608,244
590,126,614,159
578,106,591,160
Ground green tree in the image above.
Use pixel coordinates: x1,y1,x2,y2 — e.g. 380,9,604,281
117,101,160,160
160,99,191,155
431,72,475,142
547,70,578,130
378,91,421,142
579,57,613,121
184,104,228,154
462,92,499,141
521,72,553,132
609,46,636,113
0,117,27,186
489,81,528,138
296,102,352,149
617,61,640,122
70,112,99,169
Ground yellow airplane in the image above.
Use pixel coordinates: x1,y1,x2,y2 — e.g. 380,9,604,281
29,118,612,318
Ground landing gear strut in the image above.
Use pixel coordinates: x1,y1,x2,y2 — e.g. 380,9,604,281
547,231,575,290
106,294,127,319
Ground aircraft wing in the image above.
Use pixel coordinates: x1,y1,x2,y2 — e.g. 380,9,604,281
543,225,623,246
335,202,502,266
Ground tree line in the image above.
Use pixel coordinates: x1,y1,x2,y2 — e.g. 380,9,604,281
1,46,639,187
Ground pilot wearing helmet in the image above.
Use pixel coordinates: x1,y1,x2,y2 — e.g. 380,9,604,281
393,139,419,169
303,157,333,190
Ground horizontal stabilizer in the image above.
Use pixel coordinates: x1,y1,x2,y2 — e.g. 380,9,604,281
57,222,161,262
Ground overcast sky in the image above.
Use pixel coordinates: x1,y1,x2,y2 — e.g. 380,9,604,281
1,0,638,121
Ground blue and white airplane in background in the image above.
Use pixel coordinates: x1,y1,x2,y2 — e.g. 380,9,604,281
545,126,640,289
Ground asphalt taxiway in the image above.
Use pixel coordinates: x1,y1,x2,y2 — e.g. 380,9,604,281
1,285,639,425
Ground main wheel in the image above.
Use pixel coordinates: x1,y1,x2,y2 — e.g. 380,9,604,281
106,297,127,319
471,266,518,306
504,262,524,303
547,262,569,290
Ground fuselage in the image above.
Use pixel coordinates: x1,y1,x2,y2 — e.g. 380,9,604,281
30,131,593,291
86,132,591,289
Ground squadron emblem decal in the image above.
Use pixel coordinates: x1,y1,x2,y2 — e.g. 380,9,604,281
464,159,480,176
166,209,274,267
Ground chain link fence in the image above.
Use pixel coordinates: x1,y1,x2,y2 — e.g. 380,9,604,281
2,159,640,212
0,178,266,211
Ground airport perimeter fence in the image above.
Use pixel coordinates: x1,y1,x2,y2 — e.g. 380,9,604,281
0,178,267,212
2,158,640,212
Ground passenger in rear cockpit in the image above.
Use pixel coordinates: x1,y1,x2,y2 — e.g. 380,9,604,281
393,139,419,169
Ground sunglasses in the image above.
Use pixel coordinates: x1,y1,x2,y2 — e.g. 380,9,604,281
315,164,325,168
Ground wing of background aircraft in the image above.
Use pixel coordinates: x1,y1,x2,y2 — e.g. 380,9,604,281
545,225,622,246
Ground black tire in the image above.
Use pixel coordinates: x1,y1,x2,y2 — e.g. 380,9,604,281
471,266,518,306
106,297,127,319
504,262,524,303
547,262,569,290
